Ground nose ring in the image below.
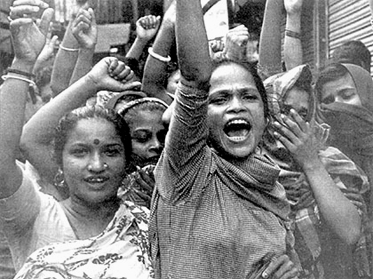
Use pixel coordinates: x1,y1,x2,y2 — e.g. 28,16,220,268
103,163,108,169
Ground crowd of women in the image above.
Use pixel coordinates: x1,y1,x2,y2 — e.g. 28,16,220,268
1,0,373,278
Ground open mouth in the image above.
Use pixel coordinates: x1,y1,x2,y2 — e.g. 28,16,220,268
224,119,252,142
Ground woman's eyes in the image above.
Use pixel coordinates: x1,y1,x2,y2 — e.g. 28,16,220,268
70,148,88,157
322,95,334,105
209,93,258,104
341,90,357,100
133,133,151,143
104,148,122,157
298,111,308,120
209,96,228,105
242,93,258,101
69,147,122,157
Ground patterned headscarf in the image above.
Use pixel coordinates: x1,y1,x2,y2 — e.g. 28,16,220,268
264,64,315,123
263,64,329,166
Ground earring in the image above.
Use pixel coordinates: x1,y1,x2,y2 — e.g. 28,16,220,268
54,168,66,188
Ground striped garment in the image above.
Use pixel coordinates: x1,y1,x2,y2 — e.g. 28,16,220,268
149,82,297,279
274,146,371,279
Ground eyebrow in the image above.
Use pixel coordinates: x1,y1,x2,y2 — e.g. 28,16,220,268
69,142,123,148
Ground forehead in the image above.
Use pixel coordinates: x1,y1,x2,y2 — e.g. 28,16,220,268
128,109,164,128
209,63,258,93
320,73,355,95
66,118,121,144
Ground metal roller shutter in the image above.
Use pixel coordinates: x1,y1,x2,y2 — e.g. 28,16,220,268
327,0,373,73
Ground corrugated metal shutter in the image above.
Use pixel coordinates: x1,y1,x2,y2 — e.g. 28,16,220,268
327,0,373,72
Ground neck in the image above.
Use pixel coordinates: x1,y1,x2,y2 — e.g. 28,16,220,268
62,196,120,220
60,197,120,239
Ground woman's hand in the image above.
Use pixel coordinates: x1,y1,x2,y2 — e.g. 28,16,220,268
284,0,303,16
273,110,321,168
210,39,224,53
136,15,161,42
71,7,97,49
85,57,140,92
33,28,58,74
261,255,299,279
223,25,249,61
9,0,54,65
132,166,155,200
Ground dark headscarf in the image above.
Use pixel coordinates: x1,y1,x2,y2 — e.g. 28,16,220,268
319,64,373,176
343,63,373,112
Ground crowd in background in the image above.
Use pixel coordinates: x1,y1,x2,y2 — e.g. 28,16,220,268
1,0,373,279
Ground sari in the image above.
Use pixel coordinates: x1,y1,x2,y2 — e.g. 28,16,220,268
14,201,153,279
263,64,371,279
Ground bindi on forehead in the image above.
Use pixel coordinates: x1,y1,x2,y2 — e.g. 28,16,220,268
93,139,100,145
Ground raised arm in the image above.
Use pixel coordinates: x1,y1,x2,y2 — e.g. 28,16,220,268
0,0,53,198
126,15,161,60
69,6,97,85
50,1,88,96
141,1,175,104
161,0,211,163
176,0,211,89
258,0,284,79
20,58,139,184
284,0,303,70
33,29,58,76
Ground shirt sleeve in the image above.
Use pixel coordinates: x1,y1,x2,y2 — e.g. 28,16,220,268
155,82,213,203
0,161,41,237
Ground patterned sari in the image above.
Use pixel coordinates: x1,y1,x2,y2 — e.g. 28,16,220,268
14,201,153,279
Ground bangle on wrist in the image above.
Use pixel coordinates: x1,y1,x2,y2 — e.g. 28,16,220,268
2,74,38,104
148,47,171,63
7,68,35,79
2,74,36,87
285,29,301,40
59,45,80,52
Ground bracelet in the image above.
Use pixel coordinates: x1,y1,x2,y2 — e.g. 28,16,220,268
2,74,36,87
285,29,301,40
148,47,171,63
2,74,38,104
7,68,35,79
59,45,80,52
